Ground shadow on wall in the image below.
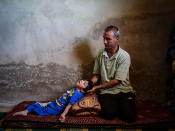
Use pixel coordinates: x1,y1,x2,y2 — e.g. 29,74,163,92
73,39,95,80
89,11,175,104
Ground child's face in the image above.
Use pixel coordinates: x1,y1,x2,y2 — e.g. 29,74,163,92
77,80,89,89
83,80,89,88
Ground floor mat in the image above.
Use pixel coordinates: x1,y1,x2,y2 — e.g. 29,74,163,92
2,101,175,128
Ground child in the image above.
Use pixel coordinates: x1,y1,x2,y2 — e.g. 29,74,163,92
13,80,93,122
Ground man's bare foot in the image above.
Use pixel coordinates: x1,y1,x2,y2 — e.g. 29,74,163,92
13,110,28,116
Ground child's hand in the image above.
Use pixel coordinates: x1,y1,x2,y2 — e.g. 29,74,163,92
59,114,66,122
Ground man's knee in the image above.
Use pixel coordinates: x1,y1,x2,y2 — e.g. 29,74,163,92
119,111,137,122
100,106,118,120
100,112,116,120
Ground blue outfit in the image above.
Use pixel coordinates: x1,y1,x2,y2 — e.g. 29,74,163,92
27,86,84,116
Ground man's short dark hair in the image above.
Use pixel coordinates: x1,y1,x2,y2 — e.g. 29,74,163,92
104,25,120,38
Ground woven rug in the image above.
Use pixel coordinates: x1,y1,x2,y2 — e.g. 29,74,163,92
2,100,175,128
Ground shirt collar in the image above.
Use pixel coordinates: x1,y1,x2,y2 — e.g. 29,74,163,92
103,51,109,58
103,46,121,59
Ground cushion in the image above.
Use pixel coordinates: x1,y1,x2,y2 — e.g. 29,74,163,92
70,93,101,116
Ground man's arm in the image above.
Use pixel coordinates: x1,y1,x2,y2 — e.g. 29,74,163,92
59,103,72,122
88,79,121,93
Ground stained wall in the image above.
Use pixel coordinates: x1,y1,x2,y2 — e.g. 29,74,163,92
0,0,175,111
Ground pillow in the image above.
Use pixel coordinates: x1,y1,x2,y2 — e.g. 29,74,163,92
70,93,101,116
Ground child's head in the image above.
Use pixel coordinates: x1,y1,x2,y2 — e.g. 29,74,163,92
83,80,93,93
76,80,94,93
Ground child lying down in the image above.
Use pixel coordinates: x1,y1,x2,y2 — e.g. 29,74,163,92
13,80,93,122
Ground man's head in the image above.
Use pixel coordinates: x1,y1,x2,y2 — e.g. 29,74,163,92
103,25,120,51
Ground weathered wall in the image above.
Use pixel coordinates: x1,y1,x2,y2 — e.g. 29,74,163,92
0,0,175,111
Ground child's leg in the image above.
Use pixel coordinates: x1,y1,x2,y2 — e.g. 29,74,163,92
13,102,62,116
36,102,51,107
26,103,39,112
13,110,28,116
28,102,61,116
46,102,62,115
27,103,50,116
13,103,38,116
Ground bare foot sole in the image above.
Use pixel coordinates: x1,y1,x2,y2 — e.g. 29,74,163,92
13,110,28,116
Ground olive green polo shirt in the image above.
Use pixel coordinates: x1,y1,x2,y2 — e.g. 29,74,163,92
93,47,135,94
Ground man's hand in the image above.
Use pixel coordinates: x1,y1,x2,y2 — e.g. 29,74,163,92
87,79,120,93
59,114,66,122
87,86,98,93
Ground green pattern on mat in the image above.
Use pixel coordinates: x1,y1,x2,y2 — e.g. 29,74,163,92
123,129,139,131
142,129,169,131
5,129,30,131
88,128,116,131
33,129,60,131
0,112,7,131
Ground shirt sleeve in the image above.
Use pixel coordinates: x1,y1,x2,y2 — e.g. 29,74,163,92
114,54,131,81
93,54,101,75
69,91,84,105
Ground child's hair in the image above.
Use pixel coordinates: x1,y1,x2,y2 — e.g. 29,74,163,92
83,80,94,93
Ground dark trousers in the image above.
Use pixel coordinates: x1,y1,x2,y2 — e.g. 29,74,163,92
98,92,137,122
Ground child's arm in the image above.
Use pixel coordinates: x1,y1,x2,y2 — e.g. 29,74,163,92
59,103,72,122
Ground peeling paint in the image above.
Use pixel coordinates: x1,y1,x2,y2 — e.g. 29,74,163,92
1,0,175,111
0,63,81,89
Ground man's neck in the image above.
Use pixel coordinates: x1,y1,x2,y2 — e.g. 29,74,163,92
107,45,119,58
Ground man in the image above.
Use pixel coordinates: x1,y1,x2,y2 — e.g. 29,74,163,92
88,25,136,122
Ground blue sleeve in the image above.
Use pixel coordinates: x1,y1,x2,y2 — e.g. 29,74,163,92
69,91,84,105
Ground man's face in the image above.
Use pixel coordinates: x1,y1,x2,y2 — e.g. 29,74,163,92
103,30,119,51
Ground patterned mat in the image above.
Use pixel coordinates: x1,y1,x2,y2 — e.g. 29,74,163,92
2,101,175,128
